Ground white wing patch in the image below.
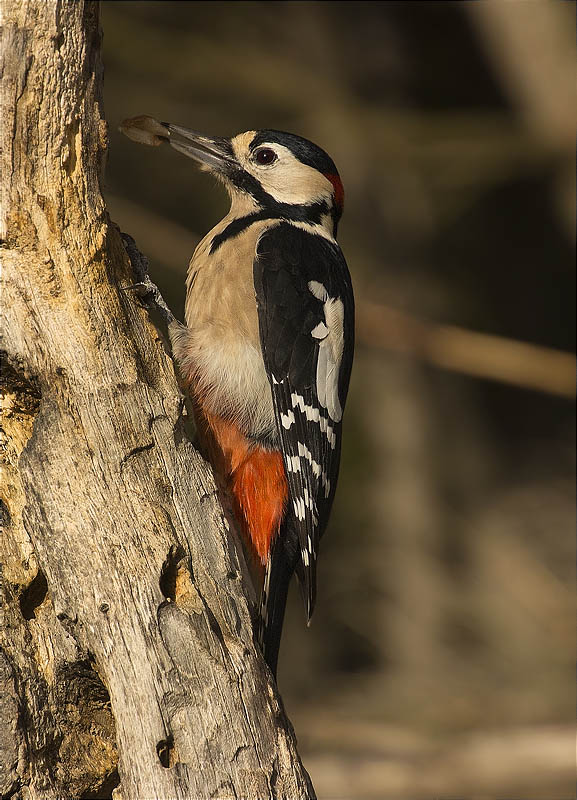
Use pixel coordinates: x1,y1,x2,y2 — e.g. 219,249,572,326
308,280,329,302
311,321,329,339
307,281,345,423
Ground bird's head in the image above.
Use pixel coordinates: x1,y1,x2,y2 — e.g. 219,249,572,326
120,117,344,235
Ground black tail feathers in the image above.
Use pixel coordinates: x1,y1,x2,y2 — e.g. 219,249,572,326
258,534,298,677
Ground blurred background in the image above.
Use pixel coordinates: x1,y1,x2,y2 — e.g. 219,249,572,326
101,2,575,797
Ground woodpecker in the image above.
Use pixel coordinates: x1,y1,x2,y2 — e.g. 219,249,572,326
121,116,354,676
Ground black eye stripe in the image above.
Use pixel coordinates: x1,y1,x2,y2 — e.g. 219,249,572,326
255,148,277,165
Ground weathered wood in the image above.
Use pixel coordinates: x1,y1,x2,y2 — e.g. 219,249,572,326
0,2,315,798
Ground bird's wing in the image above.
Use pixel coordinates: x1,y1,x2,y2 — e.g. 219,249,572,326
254,221,354,621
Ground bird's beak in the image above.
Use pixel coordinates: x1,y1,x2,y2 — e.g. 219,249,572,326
164,123,234,173
119,115,234,174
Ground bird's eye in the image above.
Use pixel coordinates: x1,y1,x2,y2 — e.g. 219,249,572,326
254,148,277,166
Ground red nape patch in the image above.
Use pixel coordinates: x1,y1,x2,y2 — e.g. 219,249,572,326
231,449,288,564
325,173,345,214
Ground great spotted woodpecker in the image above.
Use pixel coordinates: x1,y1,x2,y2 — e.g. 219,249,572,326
121,116,354,676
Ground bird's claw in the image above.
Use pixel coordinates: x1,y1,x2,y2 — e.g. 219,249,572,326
123,277,176,326
123,277,158,300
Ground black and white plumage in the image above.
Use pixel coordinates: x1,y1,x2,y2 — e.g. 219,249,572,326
121,115,354,677
254,223,354,623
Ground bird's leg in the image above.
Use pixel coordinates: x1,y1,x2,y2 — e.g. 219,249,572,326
126,274,177,328
120,231,177,328
119,231,196,443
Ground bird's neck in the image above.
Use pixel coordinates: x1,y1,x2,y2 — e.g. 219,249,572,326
226,191,337,240
227,191,261,219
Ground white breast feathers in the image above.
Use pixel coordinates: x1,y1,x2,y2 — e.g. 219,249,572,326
172,217,278,442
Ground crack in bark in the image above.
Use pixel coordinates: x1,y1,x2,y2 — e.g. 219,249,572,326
120,440,155,465
19,569,48,620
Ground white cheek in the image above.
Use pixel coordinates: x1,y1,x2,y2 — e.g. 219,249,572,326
256,162,333,206
232,140,334,206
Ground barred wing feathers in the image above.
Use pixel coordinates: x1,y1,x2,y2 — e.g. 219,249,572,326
254,222,354,626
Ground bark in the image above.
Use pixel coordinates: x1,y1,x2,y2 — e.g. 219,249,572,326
0,2,315,798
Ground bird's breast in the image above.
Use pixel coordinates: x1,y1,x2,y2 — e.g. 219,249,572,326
176,218,280,443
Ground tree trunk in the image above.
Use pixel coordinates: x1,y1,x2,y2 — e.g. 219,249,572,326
0,2,315,798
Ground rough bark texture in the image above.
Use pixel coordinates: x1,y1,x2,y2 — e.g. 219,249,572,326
0,2,315,798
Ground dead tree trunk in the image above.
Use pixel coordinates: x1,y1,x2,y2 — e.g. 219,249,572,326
0,2,315,798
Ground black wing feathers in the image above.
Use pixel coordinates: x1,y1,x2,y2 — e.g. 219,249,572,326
254,222,354,672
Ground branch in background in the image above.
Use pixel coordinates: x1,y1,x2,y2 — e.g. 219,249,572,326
359,302,575,399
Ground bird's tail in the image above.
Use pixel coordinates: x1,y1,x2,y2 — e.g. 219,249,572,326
258,533,297,677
